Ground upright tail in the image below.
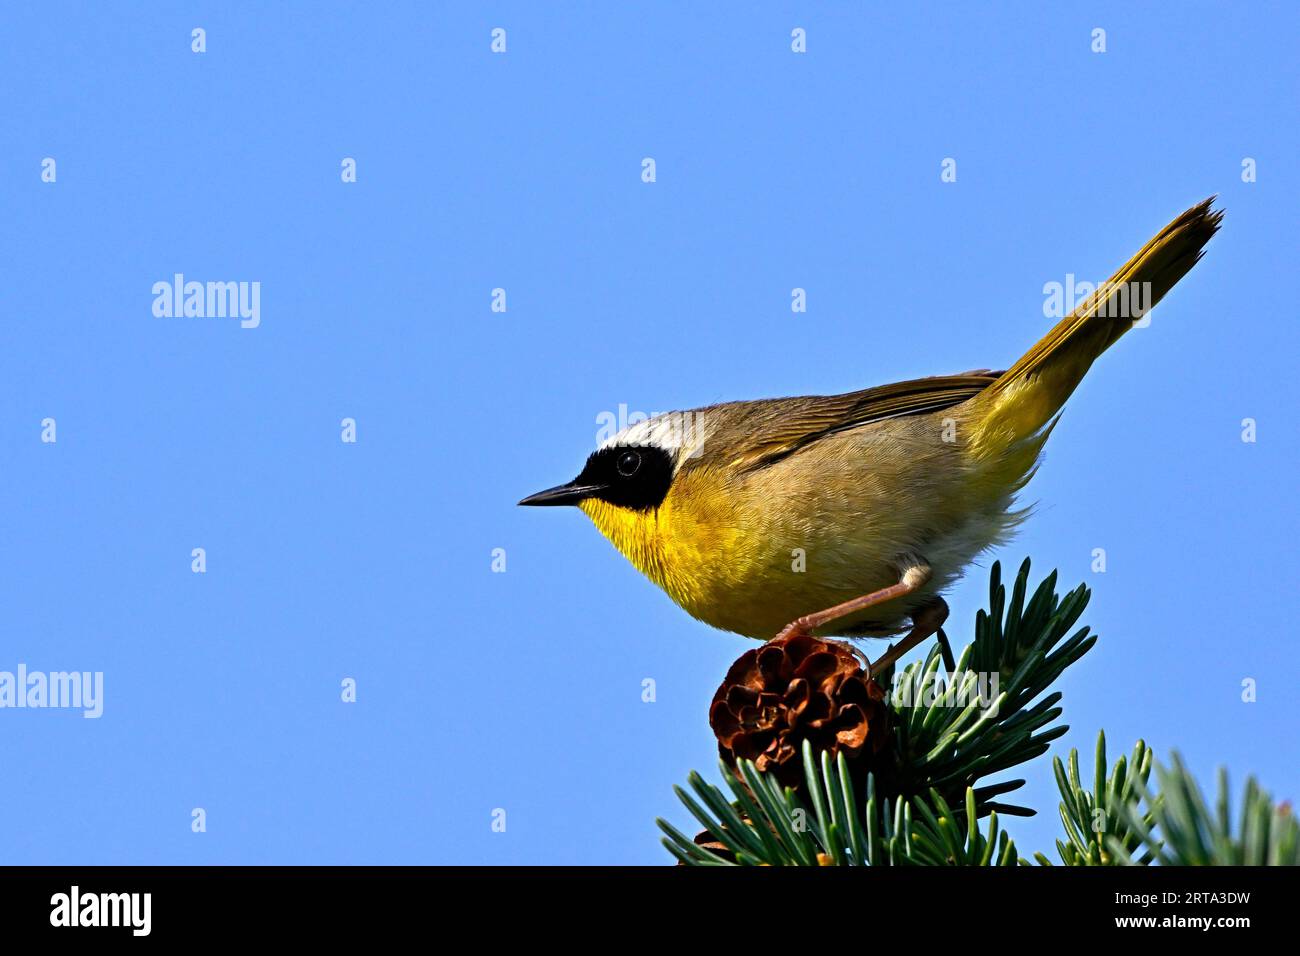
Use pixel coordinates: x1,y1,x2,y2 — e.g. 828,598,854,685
968,197,1222,470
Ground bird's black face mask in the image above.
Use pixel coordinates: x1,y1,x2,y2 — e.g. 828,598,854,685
519,445,674,511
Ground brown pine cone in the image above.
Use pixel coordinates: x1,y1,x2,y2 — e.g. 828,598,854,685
709,632,891,792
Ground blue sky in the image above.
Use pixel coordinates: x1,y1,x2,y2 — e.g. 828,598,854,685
1,3,1295,864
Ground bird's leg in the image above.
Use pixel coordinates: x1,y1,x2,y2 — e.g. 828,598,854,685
773,563,933,642
867,596,949,680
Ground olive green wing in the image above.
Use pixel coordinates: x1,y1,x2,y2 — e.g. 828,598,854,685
718,371,1002,471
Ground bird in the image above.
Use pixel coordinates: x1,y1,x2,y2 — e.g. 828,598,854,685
520,199,1222,676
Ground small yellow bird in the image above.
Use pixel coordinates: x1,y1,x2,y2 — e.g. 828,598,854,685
521,200,1221,674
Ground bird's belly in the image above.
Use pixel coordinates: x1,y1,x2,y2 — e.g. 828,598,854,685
666,533,915,640
696,574,909,640
665,501,1014,641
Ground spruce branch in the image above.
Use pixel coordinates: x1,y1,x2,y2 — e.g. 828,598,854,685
657,741,1019,866
1109,755,1299,866
887,558,1095,812
1035,731,1158,866
659,560,1296,866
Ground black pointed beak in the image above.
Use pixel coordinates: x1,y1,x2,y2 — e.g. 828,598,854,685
518,481,606,507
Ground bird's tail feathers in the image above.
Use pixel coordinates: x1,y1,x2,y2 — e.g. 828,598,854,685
968,197,1222,464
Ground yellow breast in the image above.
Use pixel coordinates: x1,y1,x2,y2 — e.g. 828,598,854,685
579,457,914,639
579,465,748,623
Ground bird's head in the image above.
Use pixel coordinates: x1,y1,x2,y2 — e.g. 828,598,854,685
518,410,720,579
519,409,713,511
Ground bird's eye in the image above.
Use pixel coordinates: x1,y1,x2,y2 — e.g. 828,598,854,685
616,450,642,477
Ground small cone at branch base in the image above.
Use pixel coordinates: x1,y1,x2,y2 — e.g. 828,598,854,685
709,631,892,794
